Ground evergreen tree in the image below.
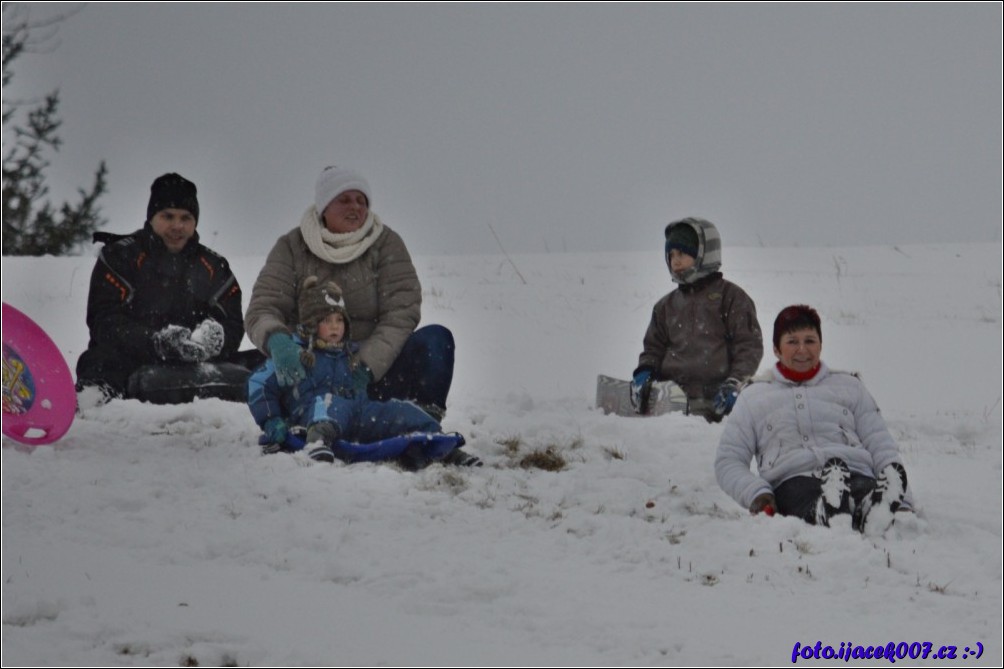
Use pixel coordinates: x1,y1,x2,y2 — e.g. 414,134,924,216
2,3,107,256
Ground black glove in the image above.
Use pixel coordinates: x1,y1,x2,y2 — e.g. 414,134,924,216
153,325,210,362
190,318,225,358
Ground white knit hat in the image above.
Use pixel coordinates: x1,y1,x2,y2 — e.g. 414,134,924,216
314,166,372,214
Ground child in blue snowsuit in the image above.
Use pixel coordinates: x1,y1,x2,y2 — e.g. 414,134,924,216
248,276,475,467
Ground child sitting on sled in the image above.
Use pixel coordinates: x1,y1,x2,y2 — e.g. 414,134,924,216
247,276,478,468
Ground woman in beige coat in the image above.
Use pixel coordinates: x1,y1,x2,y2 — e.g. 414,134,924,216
245,166,454,421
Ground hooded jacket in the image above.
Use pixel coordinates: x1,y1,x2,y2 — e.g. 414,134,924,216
715,363,910,510
636,218,763,400
245,207,421,382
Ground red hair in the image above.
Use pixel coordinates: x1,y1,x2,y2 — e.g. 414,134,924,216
772,305,822,349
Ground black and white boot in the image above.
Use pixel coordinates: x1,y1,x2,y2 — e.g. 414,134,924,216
305,422,338,463
75,382,117,413
813,458,851,527
441,448,483,468
855,462,907,536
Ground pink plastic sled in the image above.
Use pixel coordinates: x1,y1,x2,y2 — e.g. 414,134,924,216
2,303,76,446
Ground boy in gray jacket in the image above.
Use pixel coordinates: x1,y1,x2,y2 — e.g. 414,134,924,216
632,217,764,421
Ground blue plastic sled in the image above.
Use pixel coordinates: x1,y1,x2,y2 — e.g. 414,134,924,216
259,430,465,464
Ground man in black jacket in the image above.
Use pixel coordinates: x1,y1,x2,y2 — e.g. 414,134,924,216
76,173,260,406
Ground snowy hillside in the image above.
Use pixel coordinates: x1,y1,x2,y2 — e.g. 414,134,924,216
2,243,1001,666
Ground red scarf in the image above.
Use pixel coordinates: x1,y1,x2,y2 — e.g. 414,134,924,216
776,361,821,383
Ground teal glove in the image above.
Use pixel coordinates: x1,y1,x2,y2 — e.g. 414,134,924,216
268,332,306,387
262,416,288,445
351,363,373,397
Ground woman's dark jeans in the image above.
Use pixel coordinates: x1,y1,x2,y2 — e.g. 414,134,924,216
369,325,455,414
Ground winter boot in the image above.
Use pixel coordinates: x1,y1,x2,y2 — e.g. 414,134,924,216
398,442,433,472
260,440,283,456
419,403,447,423
441,447,483,468
812,458,850,527
75,382,117,413
854,462,907,535
305,422,338,463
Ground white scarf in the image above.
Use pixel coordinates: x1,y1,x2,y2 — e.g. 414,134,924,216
299,206,385,264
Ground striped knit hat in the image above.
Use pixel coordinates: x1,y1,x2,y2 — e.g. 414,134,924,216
664,217,722,284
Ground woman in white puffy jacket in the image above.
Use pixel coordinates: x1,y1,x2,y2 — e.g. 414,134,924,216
715,305,912,534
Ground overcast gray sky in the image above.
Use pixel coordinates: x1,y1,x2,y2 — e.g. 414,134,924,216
6,2,1001,257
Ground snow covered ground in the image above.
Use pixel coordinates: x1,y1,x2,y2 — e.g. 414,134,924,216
2,242,1001,666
